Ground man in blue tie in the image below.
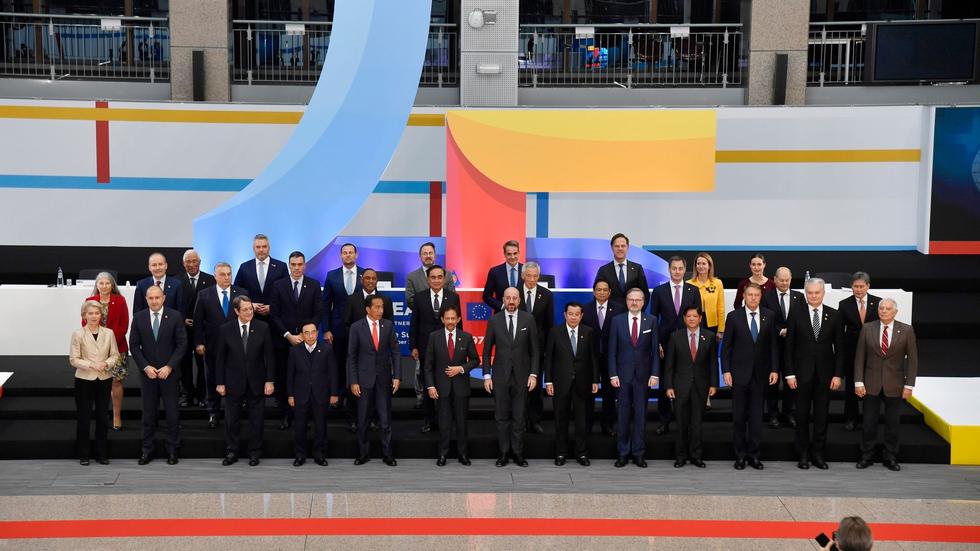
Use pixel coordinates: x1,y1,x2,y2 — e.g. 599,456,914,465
482,240,523,314
593,233,650,306
320,243,364,432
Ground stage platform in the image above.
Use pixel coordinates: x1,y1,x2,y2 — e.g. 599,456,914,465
909,377,980,465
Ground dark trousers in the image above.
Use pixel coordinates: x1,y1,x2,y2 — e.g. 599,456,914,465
842,350,860,423
527,355,545,426
493,373,528,456
436,390,469,457
203,351,221,414
224,386,266,457
765,376,796,419
616,378,649,458
274,344,292,421
554,386,591,458
179,326,199,399
586,363,616,432
356,381,393,457
140,370,181,455
75,377,111,460
674,385,708,461
293,399,329,459
657,385,673,425
333,336,356,423
861,390,902,461
794,378,831,460
419,353,437,427
732,379,765,460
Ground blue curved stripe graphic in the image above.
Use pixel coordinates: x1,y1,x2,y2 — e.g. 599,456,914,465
193,0,432,268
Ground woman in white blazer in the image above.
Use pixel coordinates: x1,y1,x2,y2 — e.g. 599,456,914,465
69,300,121,465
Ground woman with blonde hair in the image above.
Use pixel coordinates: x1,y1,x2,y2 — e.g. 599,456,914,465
70,300,121,465
83,272,130,430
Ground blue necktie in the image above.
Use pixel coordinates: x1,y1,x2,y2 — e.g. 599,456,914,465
509,266,516,288
618,263,626,292
221,290,229,317
152,312,160,340
750,312,759,342
570,328,577,356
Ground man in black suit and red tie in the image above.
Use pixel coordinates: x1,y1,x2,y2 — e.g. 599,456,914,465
593,233,649,305
410,265,462,434
215,296,276,466
785,278,845,470
348,294,401,466
664,306,718,468
721,283,779,470
761,267,803,429
177,249,215,407
518,261,553,435
287,322,339,467
581,280,625,436
482,240,523,313
838,271,881,432
424,303,480,466
544,302,599,466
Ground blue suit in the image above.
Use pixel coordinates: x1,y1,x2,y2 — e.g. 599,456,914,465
234,257,288,311
133,275,183,314
608,311,660,458
321,265,365,425
482,262,522,313
649,281,703,425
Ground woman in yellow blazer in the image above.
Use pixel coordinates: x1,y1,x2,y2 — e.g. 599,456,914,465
70,300,121,465
688,252,726,410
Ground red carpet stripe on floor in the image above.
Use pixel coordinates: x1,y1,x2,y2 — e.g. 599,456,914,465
1,518,979,542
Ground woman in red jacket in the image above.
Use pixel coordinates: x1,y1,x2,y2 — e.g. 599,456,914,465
84,272,129,430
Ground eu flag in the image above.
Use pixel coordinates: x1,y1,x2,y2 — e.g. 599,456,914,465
466,302,491,321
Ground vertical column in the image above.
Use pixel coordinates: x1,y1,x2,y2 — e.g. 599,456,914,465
742,0,809,106
460,0,519,107
168,0,230,101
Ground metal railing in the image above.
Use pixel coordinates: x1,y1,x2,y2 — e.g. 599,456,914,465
808,22,866,86
0,11,169,81
519,24,744,88
232,20,457,87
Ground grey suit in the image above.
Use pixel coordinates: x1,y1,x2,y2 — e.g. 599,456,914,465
483,309,540,456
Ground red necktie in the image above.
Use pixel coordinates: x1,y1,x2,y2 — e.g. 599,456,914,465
690,332,697,361
630,316,639,346
447,331,454,361
155,280,161,287
371,321,379,351
881,325,889,355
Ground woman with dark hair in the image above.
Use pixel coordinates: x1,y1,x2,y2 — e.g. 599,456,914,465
733,253,776,309
83,272,129,430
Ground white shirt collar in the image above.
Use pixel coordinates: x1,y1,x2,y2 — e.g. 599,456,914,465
366,316,379,326
217,285,230,297
688,327,700,339
149,307,164,316
445,327,456,339
305,343,317,353
567,324,579,336
239,320,250,331
291,276,303,284
152,274,166,286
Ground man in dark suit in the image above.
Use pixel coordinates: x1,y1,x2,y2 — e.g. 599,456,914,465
608,288,660,468
482,239,523,313
581,280,625,436
321,242,365,430
269,251,323,430
177,249,215,407
344,268,394,330
761,267,804,428
544,302,599,466
721,283,779,470
348,294,401,466
287,321,339,467
483,287,540,467
518,261,553,434
193,262,247,427
424,303,480,466
133,252,183,314
593,233,649,305
649,256,703,434
410,265,462,434
234,234,287,325
855,298,918,472
215,296,276,466
785,278,845,470
129,285,187,466
664,306,718,468
838,271,881,432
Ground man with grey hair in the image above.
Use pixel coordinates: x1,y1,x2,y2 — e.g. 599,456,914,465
177,249,215,407
134,252,183,314
838,271,881,432
519,261,554,434
785,278,844,470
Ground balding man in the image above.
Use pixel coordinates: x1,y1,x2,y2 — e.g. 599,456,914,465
761,267,804,429
177,249,215,407
133,252,183,314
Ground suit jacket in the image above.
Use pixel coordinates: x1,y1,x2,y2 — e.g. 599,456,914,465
482,262,523,313
761,288,806,334
518,284,554,346
410,289,463,357
69,326,120,381
347,316,400,389
594,260,650,305
269,276,323,337
581,298,626,358
785,304,845,384
133,275,183,314
721,307,779,385
839,293,882,356
82,294,129,354
482,309,540,383
424,328,480,396
663,327,719,396
544,324,600,396
129,307,187,371
855,320,918,397
321,265,365,337
178,270,216,318
215,318,275,397
344,291,394,330
608,311,660,382
234,257,287,307
405,266,455,309
650,281,703,343
287,341,339,405
193,285,248,348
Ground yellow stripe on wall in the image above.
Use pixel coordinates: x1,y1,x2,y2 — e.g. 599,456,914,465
716,149,921,163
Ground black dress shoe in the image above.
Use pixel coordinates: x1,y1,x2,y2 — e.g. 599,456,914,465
797,460,810,470
293,457,306,467
208,415,218,429
577,456,590,467
138,454,152,466
555,456,566,466
674,459,686,468
348,422,357,433
382,456,397,467
436,456,447,467
843,420,856,432
279,418,292,431
513,455,528,467
734,459,746,470
96,458,110,465
112,425,123,432
786,416,797,428
769,417,781,429
633,457,647,468
530,423,544,434
167,455,178,466
748,457,764,470
315,458,328,466
459,456,471,466
856,459,873,469
655,423,670,435
605,427,617,438
369,421,380,432
495,456,509,467
421,423,433,434
883,460,901,472
248,457,260,466
614,456,629,468
691,459,706,468
812,458,829,470
222,455,238,466
79,458,90,466
178,396,191,407
354,456,370,465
